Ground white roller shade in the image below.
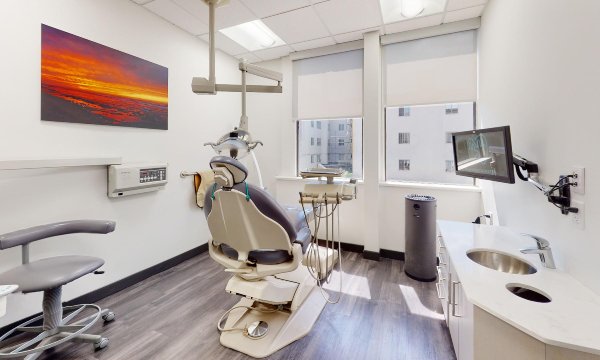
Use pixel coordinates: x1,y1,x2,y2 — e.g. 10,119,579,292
294,49,363,120
384,30,477,107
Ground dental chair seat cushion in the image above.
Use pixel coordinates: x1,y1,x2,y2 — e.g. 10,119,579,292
0,256,104,293
220,244,292,265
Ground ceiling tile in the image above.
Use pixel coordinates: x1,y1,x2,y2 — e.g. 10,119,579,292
291,37,336,52
313,0,382,35
239,0,311,18
446,0,487,11
236,52,263,63
262,6,330,44
144,0,207,35
443,5,485,23
384,13,443,34
252,45,293,61
199,32,248,56
173,0,256,30
131,0,154,4
333,27,381,44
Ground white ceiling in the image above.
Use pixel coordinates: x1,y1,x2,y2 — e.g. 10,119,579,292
132,0,487,62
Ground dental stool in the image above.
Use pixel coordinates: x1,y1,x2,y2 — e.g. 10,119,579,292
0,220,116,360
204,156,327,358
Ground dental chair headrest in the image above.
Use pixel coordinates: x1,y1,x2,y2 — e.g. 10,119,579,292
210,156,248,186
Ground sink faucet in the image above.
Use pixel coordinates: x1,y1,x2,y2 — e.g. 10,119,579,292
520,234,556,269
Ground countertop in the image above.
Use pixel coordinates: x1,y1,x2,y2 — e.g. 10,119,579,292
438,220,600,355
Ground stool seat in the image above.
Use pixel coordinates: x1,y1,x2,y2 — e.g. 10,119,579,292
0,256,104,293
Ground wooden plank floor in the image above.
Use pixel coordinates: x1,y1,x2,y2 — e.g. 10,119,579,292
33,252,456,360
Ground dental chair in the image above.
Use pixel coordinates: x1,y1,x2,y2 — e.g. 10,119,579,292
204,156,328,358
0,220,116,360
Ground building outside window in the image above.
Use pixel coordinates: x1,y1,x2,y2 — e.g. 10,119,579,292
385,102,475,184
297,118,363,178
399,159,410,171
445,104,459,114
316,121,321,129
398,132,410,144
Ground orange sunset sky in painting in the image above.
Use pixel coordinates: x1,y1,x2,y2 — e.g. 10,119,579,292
41,24,168,129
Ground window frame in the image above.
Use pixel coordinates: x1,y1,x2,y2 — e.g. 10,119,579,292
384,102,477,185
296,117,364,179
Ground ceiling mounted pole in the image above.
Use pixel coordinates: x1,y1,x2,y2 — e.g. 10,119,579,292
191,0,283,96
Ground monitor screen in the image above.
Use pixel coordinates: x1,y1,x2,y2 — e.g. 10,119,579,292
452,126,515,184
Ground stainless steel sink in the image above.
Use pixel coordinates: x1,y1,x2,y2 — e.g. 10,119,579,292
467,250,537,275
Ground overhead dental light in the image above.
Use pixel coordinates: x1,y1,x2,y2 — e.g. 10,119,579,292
220,20,285,51
191,0,283,188
401,0,425,18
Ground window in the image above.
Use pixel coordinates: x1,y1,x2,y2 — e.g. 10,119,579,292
385,102,475,184
316,121,321,129
446,132,453,143
398,132,410,144
339,124,345,131
317,137,321,146
311,121,315,128
445,104,459,114
311,137,314,146
399,159,410,171
399,107,411,117
297,118,363,178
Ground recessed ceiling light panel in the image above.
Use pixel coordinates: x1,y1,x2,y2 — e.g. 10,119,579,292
379,0,446,24
219,20,285,51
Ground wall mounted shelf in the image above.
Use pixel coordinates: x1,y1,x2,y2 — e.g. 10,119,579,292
0,157,122,171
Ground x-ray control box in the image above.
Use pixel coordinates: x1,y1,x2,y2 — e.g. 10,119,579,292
108,163,168,198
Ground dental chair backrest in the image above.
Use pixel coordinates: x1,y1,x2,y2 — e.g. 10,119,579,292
205,156,298,267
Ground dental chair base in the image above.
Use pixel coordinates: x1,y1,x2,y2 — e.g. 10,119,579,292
219,265,326,358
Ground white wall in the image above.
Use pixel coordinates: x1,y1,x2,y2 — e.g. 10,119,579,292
0,0,242,326
478,0,600,294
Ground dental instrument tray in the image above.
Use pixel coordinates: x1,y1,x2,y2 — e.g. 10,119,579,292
300,167,345,184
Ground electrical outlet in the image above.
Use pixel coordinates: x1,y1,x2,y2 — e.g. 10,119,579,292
572,167,585,194
571,200,585,230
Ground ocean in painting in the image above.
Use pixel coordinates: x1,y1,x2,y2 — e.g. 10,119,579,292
41,24,168,130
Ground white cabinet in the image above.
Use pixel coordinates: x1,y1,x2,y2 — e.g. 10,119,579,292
438,235,474,360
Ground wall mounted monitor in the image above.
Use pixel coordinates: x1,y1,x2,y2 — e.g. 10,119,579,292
452,126,515,184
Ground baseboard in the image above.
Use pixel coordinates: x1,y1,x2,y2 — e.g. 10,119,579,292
0,244,208,337
380,249,405,261
362,250,381,261
316,239,404,261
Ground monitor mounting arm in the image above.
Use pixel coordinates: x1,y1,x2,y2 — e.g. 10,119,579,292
191,0,282,132
512,155,579,215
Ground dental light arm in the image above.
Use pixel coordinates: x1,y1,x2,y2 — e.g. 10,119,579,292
191,0,282,97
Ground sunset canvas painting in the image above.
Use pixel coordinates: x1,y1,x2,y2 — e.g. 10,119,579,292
41,24,168,130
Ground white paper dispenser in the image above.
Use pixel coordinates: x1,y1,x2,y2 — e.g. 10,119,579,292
108,163,168,198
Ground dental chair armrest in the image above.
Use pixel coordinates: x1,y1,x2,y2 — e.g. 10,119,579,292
0,220,116,250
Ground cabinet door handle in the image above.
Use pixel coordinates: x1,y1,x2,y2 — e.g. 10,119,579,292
436,267,445,299
451,281,462,318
